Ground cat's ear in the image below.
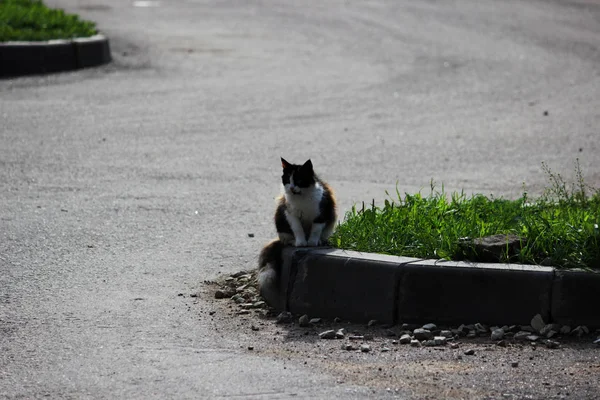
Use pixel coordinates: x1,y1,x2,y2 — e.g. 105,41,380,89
281,157,292,169
302,159,313,172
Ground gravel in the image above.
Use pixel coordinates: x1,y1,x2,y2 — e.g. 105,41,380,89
413,328,433,341
530,314,546,333
319,330,337,339
298,314,310,327
491,328,505,341
399,334,412,344
360,344,371,353
464,349,475,356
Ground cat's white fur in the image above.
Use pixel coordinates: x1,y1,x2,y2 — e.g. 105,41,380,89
281,179,326,247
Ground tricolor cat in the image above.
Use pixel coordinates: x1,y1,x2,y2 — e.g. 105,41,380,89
258,158,337,303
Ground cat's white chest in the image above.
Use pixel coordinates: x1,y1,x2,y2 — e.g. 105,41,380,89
285,184,323,226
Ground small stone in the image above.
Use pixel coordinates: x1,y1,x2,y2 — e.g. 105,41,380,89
236,310,250,315
560,325,572,334
450,342,459,349
251,301,266,308
342,344,355,351
251,325,259,331
309,318,321,324
456,354,463,360
514,331,531,341
581,326,590,334
410,339,421,347
298,314,310,327
593,338,600,346
335,329,345,339
319,330,336,339
526,335,540,342
511,361,519,368
440,330,453,338
381,347,390,352
464,349,475,356
540,324,560,336
457,324,470,335
491,328,505,341
348,336,364,341
545,340,560,349
422,323,437,331
247,233,255,237
530,314,546,333
423,340,436,347
236,284,248,293
543,110,549,116
520,325,535,333
545,330,557,339
363,334,374,341
413,328,433,341
399,334,412,344
466,331,477,339
215,289,233,299
571,326,586,337
391,340,399,345
434,336,447,346
367,319,378,327
276,311,293,324
248,346,254,350
360,344,371,353
231,294,245,304
474,323,488,333
496,340,508,348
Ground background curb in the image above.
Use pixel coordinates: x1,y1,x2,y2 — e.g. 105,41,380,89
277,248,600,328
0,34,111,78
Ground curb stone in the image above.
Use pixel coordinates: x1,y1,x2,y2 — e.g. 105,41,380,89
0,34,111,78
272,247,600,328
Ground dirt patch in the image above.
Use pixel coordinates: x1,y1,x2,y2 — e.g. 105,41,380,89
200,271,600,400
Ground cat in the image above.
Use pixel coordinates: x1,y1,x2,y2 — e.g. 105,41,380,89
257,158,337,304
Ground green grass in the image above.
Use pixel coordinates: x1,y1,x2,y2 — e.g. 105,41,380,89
0,0,96,42
330,162,600,270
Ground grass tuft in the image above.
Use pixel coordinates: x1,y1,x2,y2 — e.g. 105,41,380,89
331,161,600,270
0,0,96,42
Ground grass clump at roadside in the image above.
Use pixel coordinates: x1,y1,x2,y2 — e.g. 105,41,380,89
0,0,96,42
330,161,600,270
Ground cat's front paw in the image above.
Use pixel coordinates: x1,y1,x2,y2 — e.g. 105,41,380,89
307,238,321,247
294,238,308,247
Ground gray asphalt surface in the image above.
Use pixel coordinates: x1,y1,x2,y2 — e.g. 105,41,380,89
1,0,599,398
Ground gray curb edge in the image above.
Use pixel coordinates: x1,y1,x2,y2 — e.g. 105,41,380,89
0,34,111,78
272,247,600,328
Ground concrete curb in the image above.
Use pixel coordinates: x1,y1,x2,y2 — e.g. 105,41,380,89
0,34,111,78
274,247,600,328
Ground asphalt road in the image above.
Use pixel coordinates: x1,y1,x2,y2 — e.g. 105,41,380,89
1,0,599,398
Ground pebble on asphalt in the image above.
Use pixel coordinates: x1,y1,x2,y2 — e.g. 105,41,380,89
319,330,337,339
491,328,505,341
413,328,433,341
511,361,519,368
298,314,310,327
360,344,371,353
399,334,412,344
464,349,475,356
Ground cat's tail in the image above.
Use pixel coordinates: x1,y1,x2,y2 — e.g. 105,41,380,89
257,239,285,309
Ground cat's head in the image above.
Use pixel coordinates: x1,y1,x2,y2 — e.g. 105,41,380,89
281,158,316,195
